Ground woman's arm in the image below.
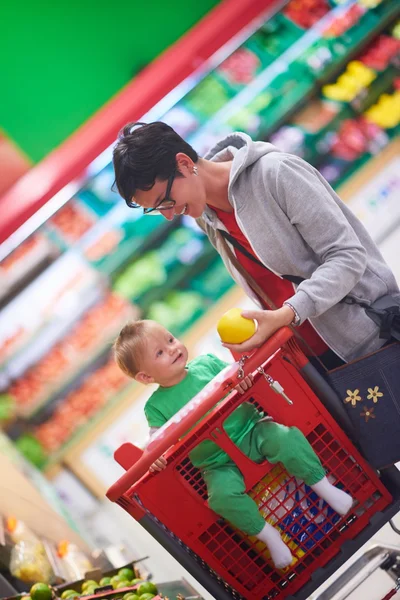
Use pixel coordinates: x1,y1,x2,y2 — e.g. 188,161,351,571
273,155,367,322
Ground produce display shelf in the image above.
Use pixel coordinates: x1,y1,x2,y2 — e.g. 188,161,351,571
260,2,400,140
17,304,136,421
134,244,218,311
42,382,139,470
189,0,398,150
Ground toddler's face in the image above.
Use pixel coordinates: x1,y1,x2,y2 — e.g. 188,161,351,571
137,323,188,385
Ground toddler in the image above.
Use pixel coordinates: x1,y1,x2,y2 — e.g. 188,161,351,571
114,320,353,569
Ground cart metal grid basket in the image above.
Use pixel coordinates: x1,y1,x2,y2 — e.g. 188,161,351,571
107,329,394,600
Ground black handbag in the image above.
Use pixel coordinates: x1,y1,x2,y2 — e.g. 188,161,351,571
325,294,400,470
326,342,400,469
218,229,400,469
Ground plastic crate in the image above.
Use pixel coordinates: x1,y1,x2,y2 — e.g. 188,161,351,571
107,328,392,600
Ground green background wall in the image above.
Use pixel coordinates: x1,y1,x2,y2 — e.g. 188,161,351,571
0,1,220,163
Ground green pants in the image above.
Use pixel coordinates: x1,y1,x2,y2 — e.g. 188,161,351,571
202,421,325,536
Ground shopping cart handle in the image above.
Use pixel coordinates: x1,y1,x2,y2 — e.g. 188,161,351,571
106,327,293,502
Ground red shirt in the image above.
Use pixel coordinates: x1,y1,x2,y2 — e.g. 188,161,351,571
213,207,328,357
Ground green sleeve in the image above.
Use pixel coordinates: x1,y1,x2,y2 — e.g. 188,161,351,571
144,401,168,428
206,354,229,376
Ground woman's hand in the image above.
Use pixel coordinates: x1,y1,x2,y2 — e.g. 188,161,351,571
223,306,295,353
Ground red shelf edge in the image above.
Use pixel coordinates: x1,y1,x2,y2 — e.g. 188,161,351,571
0,0,279,246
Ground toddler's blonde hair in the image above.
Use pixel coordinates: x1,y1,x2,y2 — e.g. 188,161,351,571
113,320,150,378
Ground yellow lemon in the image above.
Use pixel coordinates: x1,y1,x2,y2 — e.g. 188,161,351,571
217,308,256,344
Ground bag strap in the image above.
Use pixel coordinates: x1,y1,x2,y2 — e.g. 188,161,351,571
217,230,279,311
218,230,303,285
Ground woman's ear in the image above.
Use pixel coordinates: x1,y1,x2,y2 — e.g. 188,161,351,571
135,371,155,385
175,152,194,175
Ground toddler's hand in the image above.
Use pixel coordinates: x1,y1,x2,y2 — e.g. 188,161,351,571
149,456,167,473
235,374,254,395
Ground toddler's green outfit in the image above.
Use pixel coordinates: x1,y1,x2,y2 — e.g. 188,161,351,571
145,354,325,536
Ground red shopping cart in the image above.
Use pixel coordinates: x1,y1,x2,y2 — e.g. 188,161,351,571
107,328,400,600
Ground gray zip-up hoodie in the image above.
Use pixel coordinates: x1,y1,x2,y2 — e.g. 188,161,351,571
197,132,399,363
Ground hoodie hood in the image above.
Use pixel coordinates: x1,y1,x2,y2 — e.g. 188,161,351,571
204,131,280,188
202,132,280,225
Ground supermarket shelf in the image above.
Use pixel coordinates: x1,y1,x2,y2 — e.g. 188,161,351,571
43,380,140,470
14,303,137,420
334,131,398,191
0,237,59,310
282,67,399,188
0,284,104,386
260,3,400,140
316,2,399,86
337,138,400,203
107,218,181,280
61,380,145,496
350,66,399,114
201,3,357,129
136,243,218,311
24,346,114,425
190,0,382,148
0,251,104,381
74,200,182,278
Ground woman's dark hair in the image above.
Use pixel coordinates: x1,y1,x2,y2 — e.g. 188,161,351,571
112,122,198,206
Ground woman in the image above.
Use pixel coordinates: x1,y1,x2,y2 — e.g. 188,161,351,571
112,121,399,366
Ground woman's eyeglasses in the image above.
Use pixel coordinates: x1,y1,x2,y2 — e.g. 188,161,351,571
127,172,176,215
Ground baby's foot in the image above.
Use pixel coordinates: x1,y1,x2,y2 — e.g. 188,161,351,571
257,523,293,569
311,476,353,515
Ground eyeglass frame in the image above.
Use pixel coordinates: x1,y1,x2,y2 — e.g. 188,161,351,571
127,171,176,215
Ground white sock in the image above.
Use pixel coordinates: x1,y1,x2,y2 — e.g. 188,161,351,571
256,522,293,569
311,476,353,515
